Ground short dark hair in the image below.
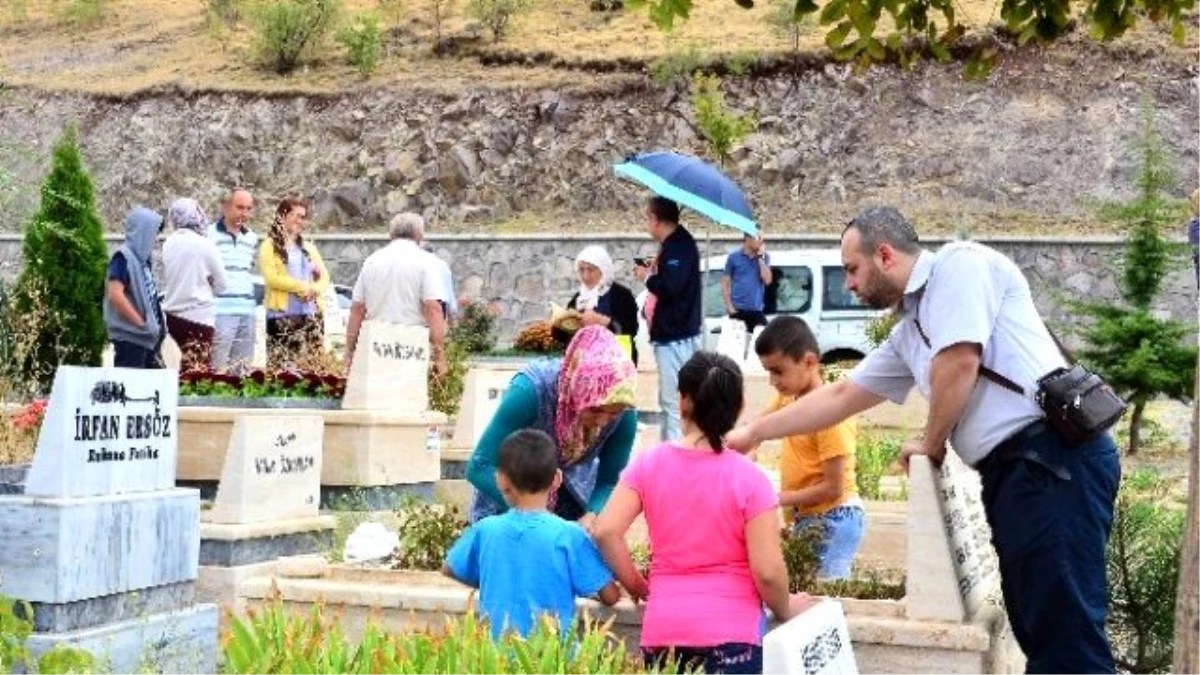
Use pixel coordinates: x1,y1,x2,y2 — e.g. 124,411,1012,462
677,351,743,453
646,196,680,224
754,316,820,361
497,429,559,494
843,206,920,256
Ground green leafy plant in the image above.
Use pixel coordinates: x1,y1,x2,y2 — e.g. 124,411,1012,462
336,13,384,77
766,0,813,55
781,522,825,592
863,310,900,349
629,0,1191,73
391,498,468,571
689,73,756,167
178,369,347,400
855,431,901,500
1073,101,1198,455
466,0,533,42
223,601,667,674
1108,469,1185,673
252,0,342,74
14,123,108,395
648,45,709,86
450,301,499,354
1,595,96,674
814,571,905,599
429,340,470,416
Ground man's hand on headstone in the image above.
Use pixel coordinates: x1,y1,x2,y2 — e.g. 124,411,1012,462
899,439,944,474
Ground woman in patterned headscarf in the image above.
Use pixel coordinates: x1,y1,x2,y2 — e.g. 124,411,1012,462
161,197,228,371
466,326,639,528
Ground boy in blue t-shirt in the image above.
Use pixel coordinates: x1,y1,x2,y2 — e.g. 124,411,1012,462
443,429,620,639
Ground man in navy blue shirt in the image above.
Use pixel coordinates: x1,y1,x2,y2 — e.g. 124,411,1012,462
633,196,702,441
722,234,773,333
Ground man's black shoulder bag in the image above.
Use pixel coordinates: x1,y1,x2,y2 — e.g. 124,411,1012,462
913,311,1128,446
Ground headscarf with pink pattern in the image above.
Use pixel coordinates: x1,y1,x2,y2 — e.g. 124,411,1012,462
554,325,637,465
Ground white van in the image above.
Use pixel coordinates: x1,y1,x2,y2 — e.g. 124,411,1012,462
701,248,884,361
632,249,884,367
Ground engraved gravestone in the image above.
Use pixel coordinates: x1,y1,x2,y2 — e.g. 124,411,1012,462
452,369,513,449
207,415,324,524
0,366,217,673
342,321,431,412
905,453,1000,622
763,599,858,675
23,367,178,498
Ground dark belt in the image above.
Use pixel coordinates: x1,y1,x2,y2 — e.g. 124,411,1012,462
976,419,1049,474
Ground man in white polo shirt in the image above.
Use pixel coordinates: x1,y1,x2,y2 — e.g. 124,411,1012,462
209,188,258,373
727,207,1120,674
344,212,448,377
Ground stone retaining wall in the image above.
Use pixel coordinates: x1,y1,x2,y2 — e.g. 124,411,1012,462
1,233,1195,344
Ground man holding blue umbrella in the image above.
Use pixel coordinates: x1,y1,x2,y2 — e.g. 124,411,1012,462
633,196,702,441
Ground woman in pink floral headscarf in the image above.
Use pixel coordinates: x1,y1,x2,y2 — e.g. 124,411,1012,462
466,326,639,528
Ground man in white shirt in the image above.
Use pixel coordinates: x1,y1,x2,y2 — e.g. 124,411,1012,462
344,212,448,376
727,207,1120,674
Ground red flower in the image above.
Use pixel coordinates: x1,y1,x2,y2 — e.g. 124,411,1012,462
11,399,48,433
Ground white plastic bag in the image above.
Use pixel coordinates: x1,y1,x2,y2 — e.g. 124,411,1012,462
342,522,399,564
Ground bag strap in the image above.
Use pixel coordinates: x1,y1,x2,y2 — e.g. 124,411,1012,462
910,286,1076,401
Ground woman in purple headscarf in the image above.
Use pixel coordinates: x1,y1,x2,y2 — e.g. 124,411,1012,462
161,197,228,371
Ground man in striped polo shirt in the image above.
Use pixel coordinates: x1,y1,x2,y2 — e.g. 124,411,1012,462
209,188,258,373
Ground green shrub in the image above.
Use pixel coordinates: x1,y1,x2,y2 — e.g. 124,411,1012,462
223,602,666,673
690,73,756,166
15,123,108,395
429,339,469,416
54,0,105,27
336,14,384,77
1,595,96,673
252,0,342,74
649,46,708,86
392,498,468,570
863,310,900,349
450,301,498,354
855,432,901,500
781,522,824,592
1107,469,1185,673
466,0,532,42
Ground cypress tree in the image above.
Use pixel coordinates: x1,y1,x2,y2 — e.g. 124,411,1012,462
14,123,109,392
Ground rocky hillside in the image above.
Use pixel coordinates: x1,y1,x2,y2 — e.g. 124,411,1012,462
0,38,1196,235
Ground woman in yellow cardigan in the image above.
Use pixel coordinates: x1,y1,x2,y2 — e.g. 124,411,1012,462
258,196,330,370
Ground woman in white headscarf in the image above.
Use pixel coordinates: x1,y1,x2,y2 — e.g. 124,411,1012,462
161,197,228,371
560,245,640,364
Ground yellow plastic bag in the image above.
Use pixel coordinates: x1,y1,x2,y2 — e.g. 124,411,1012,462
616,334,633,359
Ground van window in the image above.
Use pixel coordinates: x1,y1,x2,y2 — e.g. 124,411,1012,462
822,266,868,311
773,266,813,314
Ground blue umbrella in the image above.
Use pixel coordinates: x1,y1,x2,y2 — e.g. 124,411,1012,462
613,151,759,237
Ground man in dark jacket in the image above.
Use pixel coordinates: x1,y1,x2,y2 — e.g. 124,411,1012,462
103,207,166,369
634,196,702,440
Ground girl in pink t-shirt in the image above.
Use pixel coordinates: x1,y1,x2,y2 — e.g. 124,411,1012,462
594,351,811,674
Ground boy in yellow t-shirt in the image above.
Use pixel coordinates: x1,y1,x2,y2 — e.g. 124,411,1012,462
754,316,865,580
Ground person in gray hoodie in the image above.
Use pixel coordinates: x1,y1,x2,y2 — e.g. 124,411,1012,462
104,207,167,369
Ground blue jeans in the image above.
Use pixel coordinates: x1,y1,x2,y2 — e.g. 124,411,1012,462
978,427,1120,674
643,643,762,674
653,335,701,441
795,504,866,580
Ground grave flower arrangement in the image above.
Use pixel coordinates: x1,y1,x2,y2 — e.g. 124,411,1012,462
179,369,347,400
1,399,47,464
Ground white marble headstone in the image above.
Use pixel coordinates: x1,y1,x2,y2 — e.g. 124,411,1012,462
451,369,514,450
23,366,179,498
207,415,324,524
763,599,858,675
905,453,1000,622
342,321,430,412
